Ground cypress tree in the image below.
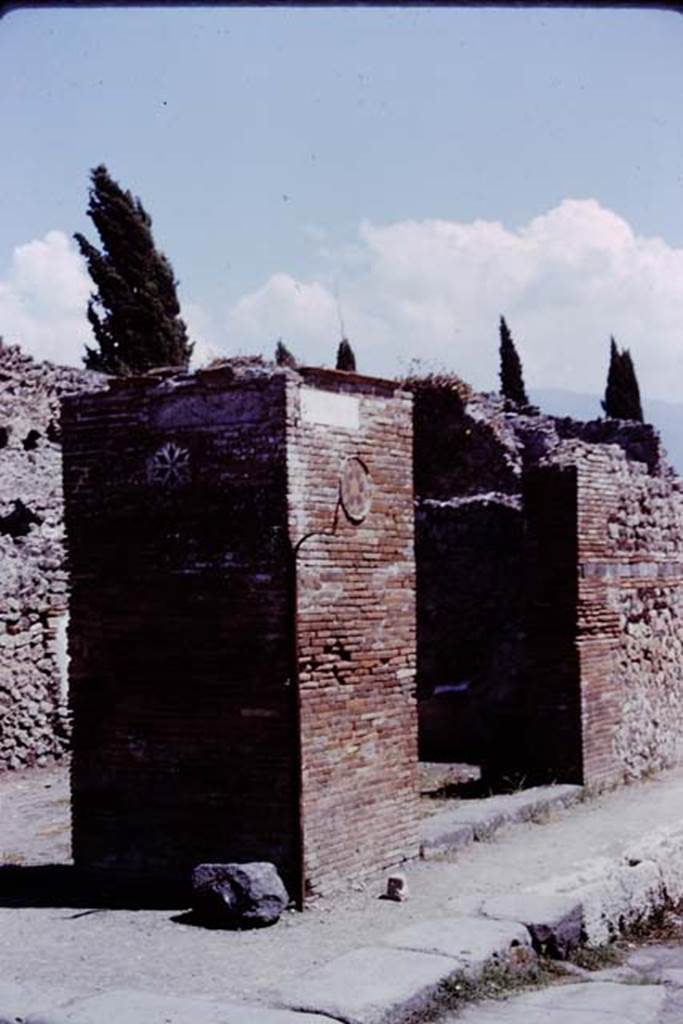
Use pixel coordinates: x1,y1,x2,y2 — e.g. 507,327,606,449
602,336,621,418
601,337,644,421
499,316,529,407
74,164,192,375
275,339,297,368
336,337,357,372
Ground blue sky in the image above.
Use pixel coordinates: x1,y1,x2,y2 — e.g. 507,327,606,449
1,6,683,406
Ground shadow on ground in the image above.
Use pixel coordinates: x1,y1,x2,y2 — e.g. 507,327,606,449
0,864,189,911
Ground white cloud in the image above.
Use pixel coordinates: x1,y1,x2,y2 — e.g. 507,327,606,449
0,231,94,366
6,202,683,405
182,301,223,370
227,272,339,354
0,232,221,372
223,199,683,402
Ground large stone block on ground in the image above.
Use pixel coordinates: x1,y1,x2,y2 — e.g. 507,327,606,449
192,862,289,928
580,857,663,946
382,915,533,974
624,825,683,905
272,946,458,1024
24,991,332,1024
483,850,668,954
454,980,667,1024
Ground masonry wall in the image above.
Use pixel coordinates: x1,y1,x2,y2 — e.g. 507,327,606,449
525,442,683,786
576,444,683,784
410,372,680,785
63,367,298,891
0,342,103,771
286,369,420,897
63,363,420,900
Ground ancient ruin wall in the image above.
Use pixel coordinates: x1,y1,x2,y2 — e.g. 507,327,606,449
0,343,104,770
286,369,420,897
526,441,683,786
575,443,683,784
63,363,420,899
63,367,298,890
411,373,678,782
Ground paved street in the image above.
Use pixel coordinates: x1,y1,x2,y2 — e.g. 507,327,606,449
448,943,683,1023
2,762,683,1022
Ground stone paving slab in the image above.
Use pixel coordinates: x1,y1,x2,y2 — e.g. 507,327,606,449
449,981,668,1024
481,888,584,958
382,915,532,972
271,945,458,1024
598,943,683,987
420,784,582,857
23,990,334,1024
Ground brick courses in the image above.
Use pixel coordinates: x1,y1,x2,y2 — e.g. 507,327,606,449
62,362,419,900
288,368,419,897
410,374,683,787
525,441,683,785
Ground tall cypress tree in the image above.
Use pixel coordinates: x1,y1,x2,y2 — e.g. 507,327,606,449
601,337,644,421
74,165,192,375
336,337,357,372
499,316,529,406
275,339,297,368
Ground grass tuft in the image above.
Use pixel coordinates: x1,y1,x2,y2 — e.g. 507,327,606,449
401,953,568,1024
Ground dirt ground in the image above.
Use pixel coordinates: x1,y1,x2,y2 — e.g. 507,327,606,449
2,762,683,1007
0,759,71,866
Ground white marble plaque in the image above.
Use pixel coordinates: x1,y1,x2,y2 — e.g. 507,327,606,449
300,386,359,429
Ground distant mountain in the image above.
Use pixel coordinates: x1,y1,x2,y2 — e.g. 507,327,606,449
531,388,683,475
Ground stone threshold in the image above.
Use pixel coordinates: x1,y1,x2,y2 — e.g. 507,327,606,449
419,783,583,858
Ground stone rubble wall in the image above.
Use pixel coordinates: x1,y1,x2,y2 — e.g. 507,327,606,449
573,442,683,783
0,342,104,770
525,439,683,786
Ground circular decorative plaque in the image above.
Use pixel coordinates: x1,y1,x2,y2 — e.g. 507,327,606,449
339,457,372,524
147,441,191,488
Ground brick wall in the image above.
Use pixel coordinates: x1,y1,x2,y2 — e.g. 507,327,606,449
525,441,683,786
286,368,420,898
63,363,419,900
63,367,298,892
